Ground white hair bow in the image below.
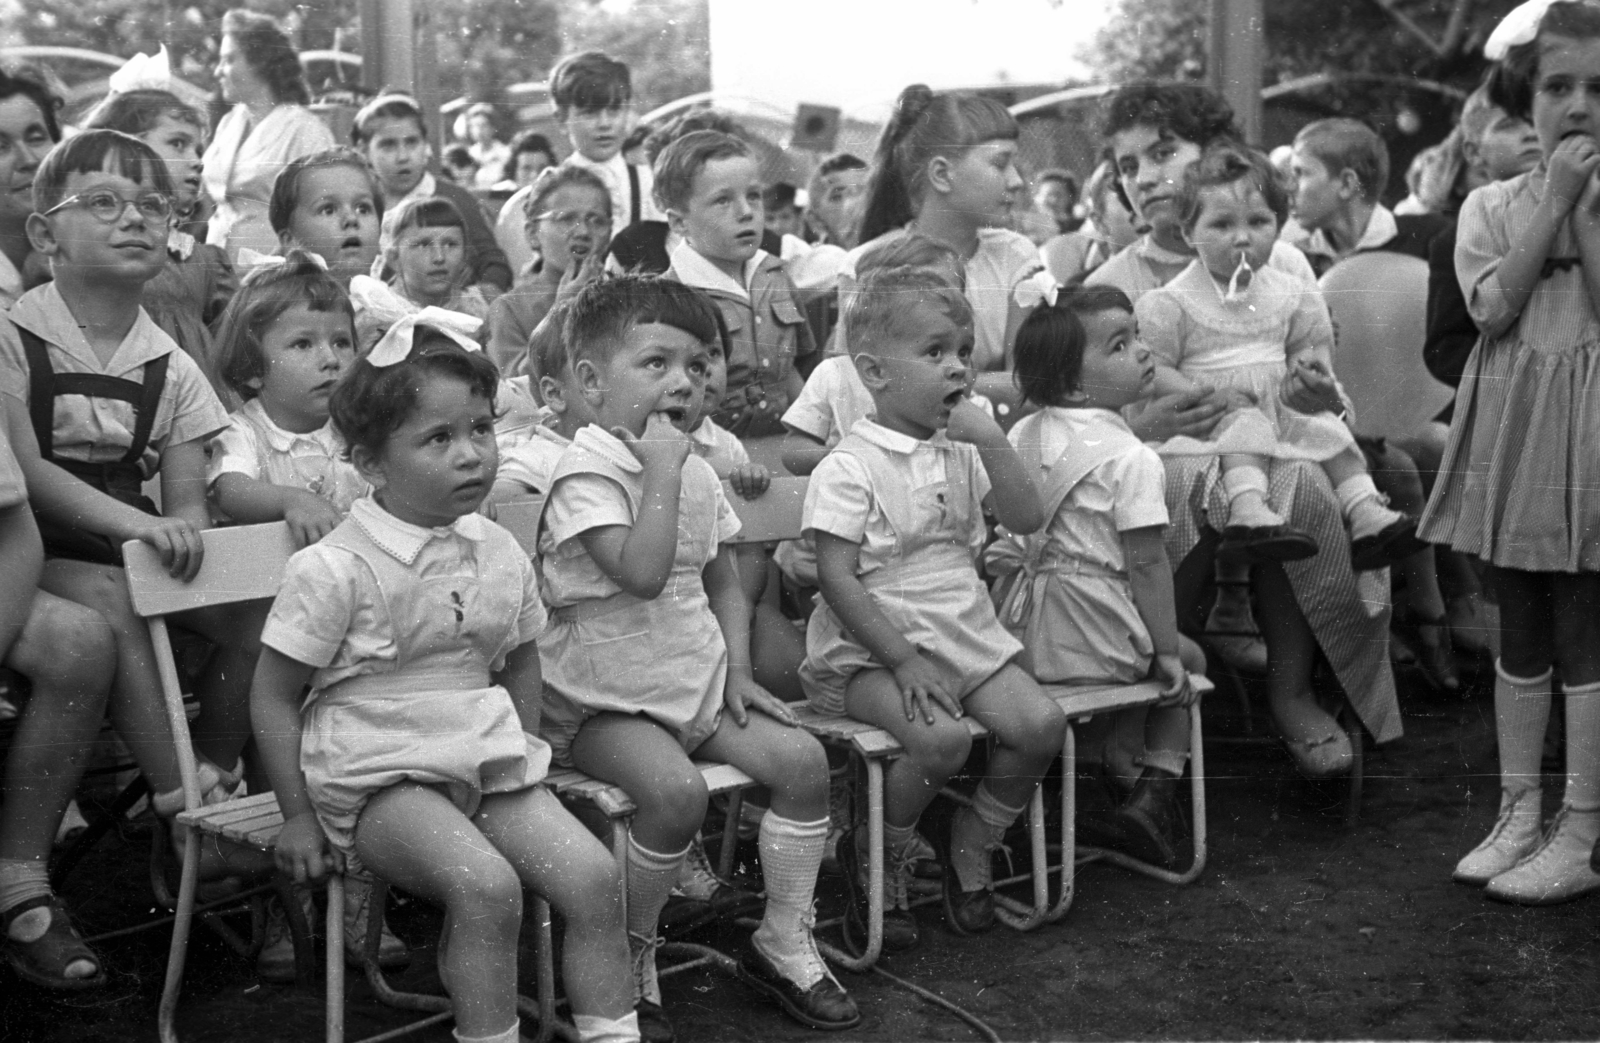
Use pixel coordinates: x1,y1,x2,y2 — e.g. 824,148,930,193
366,308,484,368
236,247,329,272
1485,0,1581,59
108,46,174,95
1012,268,1061,310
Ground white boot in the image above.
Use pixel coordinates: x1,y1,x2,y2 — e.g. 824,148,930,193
1484,803,1600,905
1453,786,1542,885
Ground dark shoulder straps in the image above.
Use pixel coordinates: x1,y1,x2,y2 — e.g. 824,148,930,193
18,325,171,465
627,164,641,226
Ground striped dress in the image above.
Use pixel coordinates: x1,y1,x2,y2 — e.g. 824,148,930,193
1420,168,1600,572
1089,236,1401,744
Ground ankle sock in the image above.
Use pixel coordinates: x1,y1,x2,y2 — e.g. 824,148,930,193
752,813,828,985
1141,748,1189,777
1563,679,1600,810
1495,661,1554,793
1336,475,1397,540
573,1011,641,1043
625,837,689,947
0,858,52,927
949,784,1026,892
1223,466,1283,529
453,1023,520,1043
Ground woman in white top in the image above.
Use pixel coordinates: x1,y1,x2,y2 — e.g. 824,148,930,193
202,9,335,266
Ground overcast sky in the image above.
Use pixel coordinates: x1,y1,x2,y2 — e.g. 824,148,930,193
706,0,1113,120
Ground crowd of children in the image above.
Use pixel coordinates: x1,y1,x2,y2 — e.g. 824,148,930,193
2,0,1599,1039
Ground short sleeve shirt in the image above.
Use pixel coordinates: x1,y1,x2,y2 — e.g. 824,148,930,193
0,284,228,478
0,398,27,509
208,398,368,515
688,418,750,478
780,354,874,447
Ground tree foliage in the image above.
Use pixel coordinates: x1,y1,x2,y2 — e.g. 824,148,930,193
561,0,710,115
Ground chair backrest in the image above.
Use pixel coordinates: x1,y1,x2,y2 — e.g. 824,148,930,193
721,476,807,544
493,495,547,557
1319,251,1453,439
123,522,298,619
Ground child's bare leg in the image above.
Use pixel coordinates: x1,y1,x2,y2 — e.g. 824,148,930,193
475,787,634,1032
178,599,269,774
38,561,184,794
356,783,528,1039
752,602,805,704
1254,562,1351,776
571,713,706,1026
842,669,972,833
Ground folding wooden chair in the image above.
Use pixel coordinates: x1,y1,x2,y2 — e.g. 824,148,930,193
125,522,555,1043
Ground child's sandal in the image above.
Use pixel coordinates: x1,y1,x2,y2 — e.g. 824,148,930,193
1218,524,1319,564
3,895,105,991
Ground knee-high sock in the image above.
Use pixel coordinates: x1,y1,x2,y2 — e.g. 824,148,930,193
950,782,1027,892
752,813,829,983
1563,679,1600,810
1496,660,1553,795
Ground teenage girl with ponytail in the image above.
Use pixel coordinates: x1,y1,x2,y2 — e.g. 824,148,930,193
849,84,1041,413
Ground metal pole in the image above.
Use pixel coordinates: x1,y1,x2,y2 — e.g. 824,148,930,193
1207,0,1264,144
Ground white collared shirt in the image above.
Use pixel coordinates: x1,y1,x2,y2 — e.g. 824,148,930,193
563,151,662,228
668,239,763,302
208,398,369,515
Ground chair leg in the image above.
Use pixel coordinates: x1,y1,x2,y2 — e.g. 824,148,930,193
326,874,344,1043
1342,705,1365,829
157,821,202,1043
1046,721,1077,923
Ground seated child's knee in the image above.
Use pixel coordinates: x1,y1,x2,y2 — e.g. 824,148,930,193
1178,636,1207,676
638,768,710,835
18,596,115,689
906,718,974,776
462,858,525,921
768,731,830,796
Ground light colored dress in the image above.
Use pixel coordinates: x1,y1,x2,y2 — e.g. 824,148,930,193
203,104,336,266
1087,236,1400,744
1136,260,1354,463
989,407,1166,685
799,418,1021,714
259,498,551,866
1420,167,1600,572
537,425,740,765
496,420,569,496
689,416,749,479
207,398,368,518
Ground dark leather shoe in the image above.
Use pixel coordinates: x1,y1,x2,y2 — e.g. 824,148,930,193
1110,768,1185,870
837,827,918,955
1218,524,1320,563
737,944,861,1030
636,999,675,1043
940,857,997,935
1350,516,1427,571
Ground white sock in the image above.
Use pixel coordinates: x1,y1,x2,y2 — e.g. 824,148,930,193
1496,661,1553,794
573,1012,641,1043
1222,466,1283,528
1336,475,1398,540
1564,679,1600,810
1142,748,1189,777
625,837,688,1004
0,858,51,921
453,1023,520,1043
950,784,1026,892
751,813,828,984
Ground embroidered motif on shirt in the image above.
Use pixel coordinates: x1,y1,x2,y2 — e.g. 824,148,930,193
1542,257,1581,279
450,591,465,624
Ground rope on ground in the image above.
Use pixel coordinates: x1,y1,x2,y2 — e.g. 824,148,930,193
868,963,1002,1043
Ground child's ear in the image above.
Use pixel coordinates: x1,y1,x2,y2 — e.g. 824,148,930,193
665,207,688,239
277,229,296,252
1337,168,1363,200
926,154,956,196
350,443,386,489
854,352,889,392
574,356,606,406
25,213,58,257
538,374,567,413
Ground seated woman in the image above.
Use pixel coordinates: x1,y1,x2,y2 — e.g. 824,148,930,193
1086,81,1402,776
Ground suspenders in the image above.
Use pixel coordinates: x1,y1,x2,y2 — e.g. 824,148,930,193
20,325,169,483
627,164,641,226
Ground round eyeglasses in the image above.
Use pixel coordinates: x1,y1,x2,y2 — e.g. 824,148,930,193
42,190,172,224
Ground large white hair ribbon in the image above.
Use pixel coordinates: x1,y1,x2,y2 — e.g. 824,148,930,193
1485,0,1581,59
108,46,175,95
1012,268,1061,310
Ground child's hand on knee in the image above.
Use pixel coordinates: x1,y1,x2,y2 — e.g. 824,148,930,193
728,463,771,500
892,652,961,724
724,673,797,727
134,516,205,581
275,812,339,883
284,493,344,549
1154,653,1197,708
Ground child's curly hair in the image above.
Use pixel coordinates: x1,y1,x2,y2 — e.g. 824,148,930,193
1012,285,1135,408
212,250,354,400
329,332,500,458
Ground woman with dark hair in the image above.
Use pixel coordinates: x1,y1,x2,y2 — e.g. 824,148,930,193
201,8,335,266
0,64,63,306
1085,80,1402,778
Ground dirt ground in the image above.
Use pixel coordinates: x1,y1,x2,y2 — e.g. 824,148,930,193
5,654,1600,1043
